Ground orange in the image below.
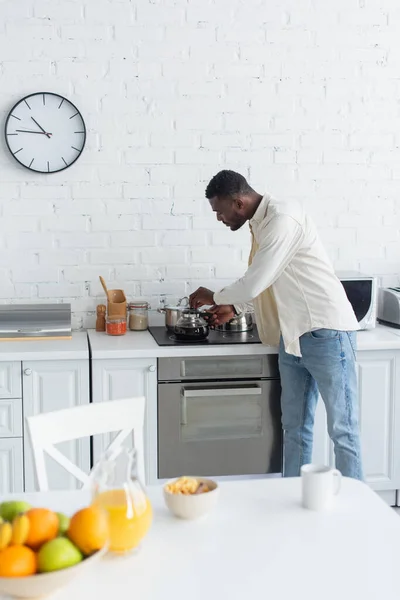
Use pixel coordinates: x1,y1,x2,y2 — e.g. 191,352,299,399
67,506,109,556
25,508,58,550
0,545,37,577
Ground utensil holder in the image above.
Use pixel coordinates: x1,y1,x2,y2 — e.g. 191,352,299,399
107,289,127,319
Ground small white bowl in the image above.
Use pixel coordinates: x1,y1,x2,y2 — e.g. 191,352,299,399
0,545,107,599
163,477,219,520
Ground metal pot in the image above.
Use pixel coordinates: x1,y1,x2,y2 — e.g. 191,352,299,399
158,297,189,331
158,297,212,332
174,311,209,341
215,312,253,333
158,306,186,331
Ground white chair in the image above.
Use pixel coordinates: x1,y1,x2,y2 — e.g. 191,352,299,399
26,397,146,492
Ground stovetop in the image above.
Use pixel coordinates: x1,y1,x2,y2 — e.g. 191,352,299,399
148,326,261,346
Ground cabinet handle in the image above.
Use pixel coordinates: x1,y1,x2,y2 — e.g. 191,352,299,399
24,368,32,376
148,365,156,372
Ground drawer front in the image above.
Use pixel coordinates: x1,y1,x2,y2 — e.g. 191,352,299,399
0,398,23,437
158,354,279,382
0,362,22,399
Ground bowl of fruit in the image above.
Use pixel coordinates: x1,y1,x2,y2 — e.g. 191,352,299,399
163,476,219,520
0,500,109,599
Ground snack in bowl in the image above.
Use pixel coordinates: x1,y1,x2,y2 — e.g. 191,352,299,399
165,476,210,496
163,477,219,520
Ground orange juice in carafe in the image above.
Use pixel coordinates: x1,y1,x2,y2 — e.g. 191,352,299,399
91,447,152,553
93,488,152,552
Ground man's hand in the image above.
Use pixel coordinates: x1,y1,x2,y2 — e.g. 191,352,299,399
189,287,215,309
208,304,236,326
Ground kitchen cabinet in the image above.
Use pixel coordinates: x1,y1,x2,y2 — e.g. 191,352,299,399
22,360,90,492
91,357,157,484
0,367,24,494
0,438,24,493
313,349,400,504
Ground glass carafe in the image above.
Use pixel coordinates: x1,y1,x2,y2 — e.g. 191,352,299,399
174,310,209,341
91,447,152,554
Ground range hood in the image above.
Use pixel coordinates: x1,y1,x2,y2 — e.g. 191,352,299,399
0,304,72,340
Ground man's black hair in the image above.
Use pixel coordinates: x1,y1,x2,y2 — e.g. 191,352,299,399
205,170,253,200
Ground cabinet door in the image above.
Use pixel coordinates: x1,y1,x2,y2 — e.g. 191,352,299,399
313,350,400,492
0,438,24,493
0,362,21,399
357,351,400,491
22,360,90,492
91,358,157,484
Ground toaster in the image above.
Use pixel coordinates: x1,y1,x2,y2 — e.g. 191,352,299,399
378,287,400,329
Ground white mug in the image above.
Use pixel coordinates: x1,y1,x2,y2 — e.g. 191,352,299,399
301,464,342,511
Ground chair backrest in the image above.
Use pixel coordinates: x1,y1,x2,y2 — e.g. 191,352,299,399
26,397,146,492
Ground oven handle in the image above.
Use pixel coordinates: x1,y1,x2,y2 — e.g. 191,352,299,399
180,387,262,425
183,388,262,398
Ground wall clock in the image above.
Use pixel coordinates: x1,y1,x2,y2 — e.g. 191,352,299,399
4,92,86,173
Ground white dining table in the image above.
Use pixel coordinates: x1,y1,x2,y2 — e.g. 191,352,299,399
2,477,400,600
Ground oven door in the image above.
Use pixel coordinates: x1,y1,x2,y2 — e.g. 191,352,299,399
158,380,282,478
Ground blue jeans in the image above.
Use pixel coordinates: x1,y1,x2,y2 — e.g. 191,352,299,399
278,329,363,480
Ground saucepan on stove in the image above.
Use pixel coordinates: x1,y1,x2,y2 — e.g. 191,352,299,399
158,297,212,332
158,297,190,331
215,312,253,333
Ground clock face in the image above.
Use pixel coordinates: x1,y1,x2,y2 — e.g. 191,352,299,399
5,92,86,173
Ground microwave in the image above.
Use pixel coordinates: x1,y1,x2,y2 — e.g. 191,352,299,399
337,272,377,330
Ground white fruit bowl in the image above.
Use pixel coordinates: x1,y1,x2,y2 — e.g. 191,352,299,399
163,477,219,520
0,545,107,599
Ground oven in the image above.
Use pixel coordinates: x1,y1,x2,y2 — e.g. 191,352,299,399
157,354,282,479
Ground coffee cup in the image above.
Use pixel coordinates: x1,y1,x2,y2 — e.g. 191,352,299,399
301,464,342,511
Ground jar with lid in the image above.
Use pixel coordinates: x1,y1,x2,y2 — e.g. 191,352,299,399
128,302,149,331
106,317,127,336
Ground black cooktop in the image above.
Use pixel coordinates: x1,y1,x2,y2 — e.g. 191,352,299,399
149,326,261,346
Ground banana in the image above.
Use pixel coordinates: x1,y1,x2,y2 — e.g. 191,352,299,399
11,514,30,545
0,522,12,550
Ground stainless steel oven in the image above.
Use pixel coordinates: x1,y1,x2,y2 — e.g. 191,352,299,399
158,355,282,479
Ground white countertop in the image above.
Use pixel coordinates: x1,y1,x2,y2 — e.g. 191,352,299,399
357,324,400,350
0,332,89,361
88,325,400,360
0,327,398,362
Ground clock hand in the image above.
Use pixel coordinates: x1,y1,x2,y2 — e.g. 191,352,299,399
31,117,51,138
15,129,53,135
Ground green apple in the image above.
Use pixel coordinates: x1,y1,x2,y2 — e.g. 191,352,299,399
38,538,83,573
0,501,31,522
56,512,70,536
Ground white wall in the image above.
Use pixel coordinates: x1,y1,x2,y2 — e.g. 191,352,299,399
0,0,399,328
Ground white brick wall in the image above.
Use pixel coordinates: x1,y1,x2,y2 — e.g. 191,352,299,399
1,0,399,329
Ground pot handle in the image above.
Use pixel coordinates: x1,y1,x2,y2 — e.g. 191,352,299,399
178,296,189,307
158,308,166,314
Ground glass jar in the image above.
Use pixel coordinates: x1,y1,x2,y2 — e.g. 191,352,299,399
106,317,127,336
91,447,152,554
128,302,149,331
